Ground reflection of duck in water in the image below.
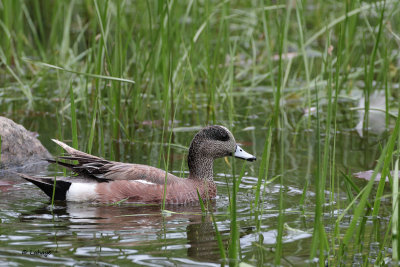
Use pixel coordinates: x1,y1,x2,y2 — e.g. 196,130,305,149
21,202,225,263
68,203,226,262
19,126,256,204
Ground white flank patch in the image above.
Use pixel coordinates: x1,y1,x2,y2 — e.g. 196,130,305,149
133,180,156,185
66,183,97,202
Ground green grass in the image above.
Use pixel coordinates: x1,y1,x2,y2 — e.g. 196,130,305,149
392,158,399,261
69,82,78,149
1,0,400,265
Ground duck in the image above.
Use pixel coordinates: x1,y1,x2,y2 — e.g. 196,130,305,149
18,125,256,204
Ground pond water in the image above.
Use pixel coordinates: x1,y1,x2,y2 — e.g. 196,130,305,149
0,99,393,266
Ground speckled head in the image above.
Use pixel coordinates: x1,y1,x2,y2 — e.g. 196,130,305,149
187,125,256,180
188,125,235,159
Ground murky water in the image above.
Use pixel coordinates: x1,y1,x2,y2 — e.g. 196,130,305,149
0,101,393,266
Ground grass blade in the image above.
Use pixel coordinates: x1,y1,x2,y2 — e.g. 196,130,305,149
393,159,399,261
196,188,206,214
254,126,272,208
23,59,135,84
69,83,78,149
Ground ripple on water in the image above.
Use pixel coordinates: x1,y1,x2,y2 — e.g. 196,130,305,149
125,254,220,267
74,246,137,257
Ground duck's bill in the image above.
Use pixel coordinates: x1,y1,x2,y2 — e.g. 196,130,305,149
234,145,256,162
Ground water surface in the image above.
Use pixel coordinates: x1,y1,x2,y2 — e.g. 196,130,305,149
0,105,392,266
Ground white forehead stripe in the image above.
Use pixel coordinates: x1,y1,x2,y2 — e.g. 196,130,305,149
66,183,97,202
218,125,229,132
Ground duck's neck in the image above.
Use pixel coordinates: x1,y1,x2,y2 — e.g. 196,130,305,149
188,155,214,181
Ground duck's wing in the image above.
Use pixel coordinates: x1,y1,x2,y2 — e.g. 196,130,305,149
98,162,180,184
51,139,179,184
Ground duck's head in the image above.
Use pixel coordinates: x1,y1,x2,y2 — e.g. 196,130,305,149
188,125,256,162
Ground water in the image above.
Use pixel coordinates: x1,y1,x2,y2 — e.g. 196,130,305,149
0,102,393,266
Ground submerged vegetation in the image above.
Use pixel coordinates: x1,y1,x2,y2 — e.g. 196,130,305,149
1,0,400,266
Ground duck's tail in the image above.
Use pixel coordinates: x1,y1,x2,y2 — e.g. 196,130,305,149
18,173,71,201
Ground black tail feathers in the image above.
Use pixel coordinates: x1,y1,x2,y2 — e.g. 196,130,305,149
18,173,71,201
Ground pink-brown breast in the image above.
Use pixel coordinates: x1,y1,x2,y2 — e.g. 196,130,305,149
95,179,217,204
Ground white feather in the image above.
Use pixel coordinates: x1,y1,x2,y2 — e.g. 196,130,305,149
66,183,97,202
134,180,156,185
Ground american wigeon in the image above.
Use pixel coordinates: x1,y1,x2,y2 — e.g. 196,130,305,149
19,125,256,204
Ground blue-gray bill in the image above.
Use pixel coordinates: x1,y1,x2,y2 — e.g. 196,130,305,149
234,145,256,162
